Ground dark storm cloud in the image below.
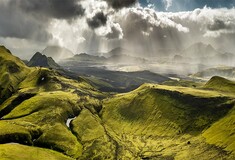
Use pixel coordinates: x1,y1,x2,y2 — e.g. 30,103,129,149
105,0,137,9
0,1,52,41
114,7,235,57
87,12,107,29
106,25,123,39
207,19,231,31
0,0,84,42
9,0,85,19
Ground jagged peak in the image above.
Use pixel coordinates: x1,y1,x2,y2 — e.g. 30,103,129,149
28,52,60,69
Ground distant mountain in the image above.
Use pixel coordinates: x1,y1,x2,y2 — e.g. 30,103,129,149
172,54,192,62
27,52,60,69
107,53,146,64
72,53,106,62
192,66,235,79
104,47,147,64
105,47,130,58
22,60,29,65
42,46,74,62
209,52,235,64
181,42,219,58
61,49,147,66
59,53,107,67
176,42,235,66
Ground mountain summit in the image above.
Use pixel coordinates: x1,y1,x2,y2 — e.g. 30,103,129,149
182,42,219,58
27,52,60,69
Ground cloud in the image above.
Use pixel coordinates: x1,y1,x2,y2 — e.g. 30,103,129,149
87,12,107,29
166,7,235,37
82,0,124,39
207,19,230,31
106,24,123,39
0,0,85,42
1,0,235,58
9,0,85,19
103,6,235,56
164,0,173,10
104,0,137,9
0,1,52,41
120,7,189,35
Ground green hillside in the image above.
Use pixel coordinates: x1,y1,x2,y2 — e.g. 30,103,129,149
0,46,32,104
99,84,235,159
204,76,235,93
0,46,235,159
0,47,105,159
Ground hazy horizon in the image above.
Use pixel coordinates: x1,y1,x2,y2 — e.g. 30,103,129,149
0,0,234,60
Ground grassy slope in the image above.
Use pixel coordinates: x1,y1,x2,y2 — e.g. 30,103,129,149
162,79,204,88
202,76,235,154
203,106,235,154
0,46,30,103
1,46,235,159
204,76,235,94
0,47,105,159
100,84,235,159
0,144,73,160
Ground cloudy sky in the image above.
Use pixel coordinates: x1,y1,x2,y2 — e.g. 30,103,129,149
0,0,235,59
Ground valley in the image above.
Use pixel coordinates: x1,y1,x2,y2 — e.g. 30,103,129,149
1,45,235,159
1,0,235,159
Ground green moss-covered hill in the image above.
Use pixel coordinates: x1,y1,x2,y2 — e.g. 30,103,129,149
1,46,235,159
204,76,235,94
0,46,105,159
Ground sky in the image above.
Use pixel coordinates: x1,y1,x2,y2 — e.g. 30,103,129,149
0,0,235,59
141,0,235,11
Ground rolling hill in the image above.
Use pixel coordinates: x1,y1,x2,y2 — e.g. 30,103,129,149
0,45,235,159
99,84,235,159
204,76,235,94
0,46,105,159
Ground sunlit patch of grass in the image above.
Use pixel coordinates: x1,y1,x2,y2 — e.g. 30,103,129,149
100,83,235,159
35,123,82,158
0,46,31,103
0,143,74,160
204,76,235,94
203,106,235,154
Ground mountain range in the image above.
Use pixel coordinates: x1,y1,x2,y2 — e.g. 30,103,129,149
62,47,147,66
173,42,235,67
192,66,235,79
